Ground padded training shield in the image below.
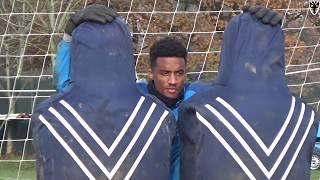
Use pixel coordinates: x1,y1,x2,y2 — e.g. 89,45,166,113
32,18,175,180
180,13,319,180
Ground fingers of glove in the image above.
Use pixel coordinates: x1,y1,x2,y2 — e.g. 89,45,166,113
84,5,117,20
104,7,118,18
242,5,250,12
261,11,282,25
76,5,117,25
270,13,282,26
80,8,109,22
254,7,269,19
64,16,76,36
261,11,276,24
100,7,118,22
104,15,115,23
248,5,263,14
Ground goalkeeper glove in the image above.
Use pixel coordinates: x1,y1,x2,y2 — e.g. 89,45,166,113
242,5,282,26
65,4,118,36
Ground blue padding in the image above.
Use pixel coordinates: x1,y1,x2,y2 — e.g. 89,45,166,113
180,13,319,180
32,18,175,180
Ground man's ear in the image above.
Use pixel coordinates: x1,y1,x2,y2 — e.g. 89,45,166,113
148,69,153,80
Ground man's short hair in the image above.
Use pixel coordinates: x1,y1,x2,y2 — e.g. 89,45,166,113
149,37,188,69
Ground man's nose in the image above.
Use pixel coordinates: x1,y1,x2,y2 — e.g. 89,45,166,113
168,74,177,85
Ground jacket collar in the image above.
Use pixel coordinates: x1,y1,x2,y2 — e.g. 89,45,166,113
147,81,184,109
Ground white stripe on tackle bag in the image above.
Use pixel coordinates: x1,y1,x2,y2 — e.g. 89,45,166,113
203,103,306,179
281,110,315,180
59,96,145,156
49,102,157,179
196,112,256,180
38,115,96,180
48,107,110,178
216,96,296,156
124,110,169,180
197,101,313,179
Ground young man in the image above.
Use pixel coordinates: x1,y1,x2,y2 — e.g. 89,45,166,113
54,4,282,180
139,37,207,113
137,37,209,180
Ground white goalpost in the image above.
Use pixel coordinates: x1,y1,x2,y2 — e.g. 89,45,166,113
0,0,319,179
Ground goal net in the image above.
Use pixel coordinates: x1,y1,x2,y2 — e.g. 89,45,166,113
0,0,319,179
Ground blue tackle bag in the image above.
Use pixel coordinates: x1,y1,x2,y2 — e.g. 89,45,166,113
32,18,175,180
179,13,319,180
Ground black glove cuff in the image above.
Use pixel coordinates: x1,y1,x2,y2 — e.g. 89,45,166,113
64,18,76,36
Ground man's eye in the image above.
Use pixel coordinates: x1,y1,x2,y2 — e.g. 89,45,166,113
177,71,185,76
161,72,169,76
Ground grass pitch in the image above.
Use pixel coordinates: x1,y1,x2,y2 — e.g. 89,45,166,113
0,161,35,180
0,160,319,180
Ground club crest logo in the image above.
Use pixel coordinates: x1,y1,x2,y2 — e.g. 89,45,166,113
309,0,320,15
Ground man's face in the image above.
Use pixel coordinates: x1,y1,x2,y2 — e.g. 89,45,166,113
148,57,186,99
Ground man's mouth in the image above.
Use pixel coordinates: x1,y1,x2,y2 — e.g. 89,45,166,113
166,88,177,94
